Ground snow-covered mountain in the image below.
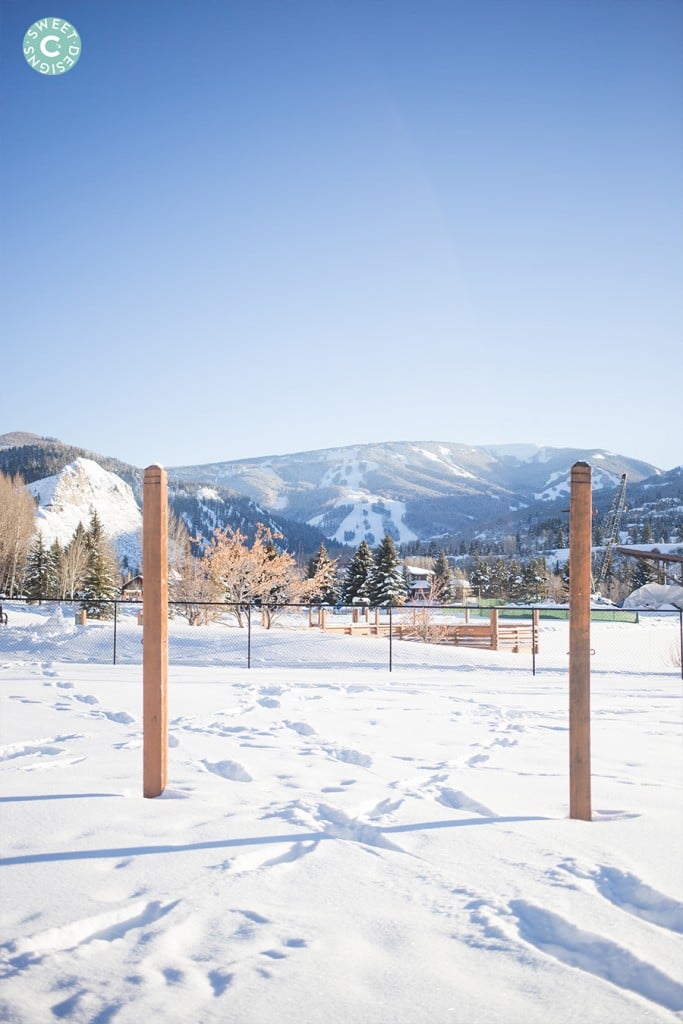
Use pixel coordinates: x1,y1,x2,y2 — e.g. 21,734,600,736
170,441,661,547
28,458,142,569
4,435,676,556
22,457,336,570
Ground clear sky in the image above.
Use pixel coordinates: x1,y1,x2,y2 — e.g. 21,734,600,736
2,0,681,471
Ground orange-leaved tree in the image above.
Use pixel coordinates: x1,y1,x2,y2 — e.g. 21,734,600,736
201,523,330,628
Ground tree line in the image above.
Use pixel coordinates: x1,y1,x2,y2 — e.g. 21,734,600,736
1,468,673,619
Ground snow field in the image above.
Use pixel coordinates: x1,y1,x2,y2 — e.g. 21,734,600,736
0,628,681,1023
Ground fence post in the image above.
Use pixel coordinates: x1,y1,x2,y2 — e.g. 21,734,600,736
247,604,251,668
389,605,393,672
113,600,118,665
531,607,537,675
569,461,592,821
490,608,499,650
143,464,168,799
679,610,683,681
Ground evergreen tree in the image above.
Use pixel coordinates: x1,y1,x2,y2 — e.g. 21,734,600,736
632,556,659,590
48,539,64,598
505,558,524,603
371,534,407,606
469,557,492,601
520,557,550,602
80,510,119,618
307,543,340,604
614,556,635,603
488,558,510,600
342,540,375,605
24,533,53,602
431,550,453,602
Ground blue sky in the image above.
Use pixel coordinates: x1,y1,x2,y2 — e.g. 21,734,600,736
2,0,681,470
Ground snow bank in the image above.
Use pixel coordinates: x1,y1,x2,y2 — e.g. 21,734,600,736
623,583,683,611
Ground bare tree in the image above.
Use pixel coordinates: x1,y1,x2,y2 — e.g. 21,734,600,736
0,472,36,596
170,550,222,625
58,523,90,600
201,524,332,628
168,510,191,578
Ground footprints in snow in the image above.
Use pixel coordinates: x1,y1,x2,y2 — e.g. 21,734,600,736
1,899,309,1015
462,860,683,1015
223,908,308,984
510,898,683,1013
1,899,179,974
201,759,253,783
554,858,683,934
0,734,86,769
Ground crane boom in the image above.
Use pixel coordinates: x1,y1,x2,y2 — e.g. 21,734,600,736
594,473,628,593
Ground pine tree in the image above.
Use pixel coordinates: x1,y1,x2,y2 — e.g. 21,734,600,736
342,540,375,605
469,557,492,601
80,510,119,618
632,556,658,590
520,557,550,602
431,550,453,602
307,543,340,604
506,558,524,603
371,534,407,606
24,533,53,602
48,539,64,598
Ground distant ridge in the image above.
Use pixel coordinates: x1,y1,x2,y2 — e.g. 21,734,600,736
0,431,63,449
168,440,663,547
2,434,679,555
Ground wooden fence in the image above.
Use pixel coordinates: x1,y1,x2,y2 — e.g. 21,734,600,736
314,606,539,653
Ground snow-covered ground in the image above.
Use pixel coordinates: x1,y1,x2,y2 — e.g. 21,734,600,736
1,617,682,1023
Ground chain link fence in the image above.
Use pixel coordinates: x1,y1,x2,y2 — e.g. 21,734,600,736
0,598,681,677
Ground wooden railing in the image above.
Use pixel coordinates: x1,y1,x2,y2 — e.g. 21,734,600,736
316,606,539,653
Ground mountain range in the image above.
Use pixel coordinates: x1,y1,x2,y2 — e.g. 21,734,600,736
1,433,681,561
168,441,666,548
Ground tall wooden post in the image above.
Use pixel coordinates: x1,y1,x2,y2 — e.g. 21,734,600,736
490,607,499,651
143,464,168,798
569,461,592,820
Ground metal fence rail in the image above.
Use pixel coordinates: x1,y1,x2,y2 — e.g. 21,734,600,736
1,599,681,677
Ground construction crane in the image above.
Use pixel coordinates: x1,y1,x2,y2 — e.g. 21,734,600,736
593,473,628,597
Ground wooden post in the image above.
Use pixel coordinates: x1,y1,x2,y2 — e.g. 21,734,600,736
532,608,540,654
320,608,327,631
490,607,499,650
569,461,592,821
143,465,168,798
